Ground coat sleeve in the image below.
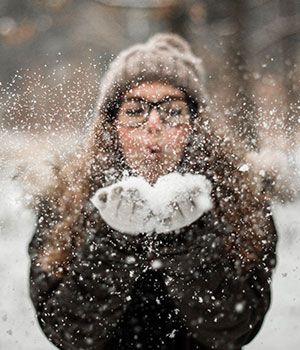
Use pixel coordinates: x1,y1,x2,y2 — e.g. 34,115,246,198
161,212,277,350
28,201,140,350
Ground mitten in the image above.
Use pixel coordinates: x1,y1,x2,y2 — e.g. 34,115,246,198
153,173,213,233
91,177,154,235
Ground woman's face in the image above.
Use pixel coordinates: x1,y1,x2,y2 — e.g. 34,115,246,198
115,81,192,183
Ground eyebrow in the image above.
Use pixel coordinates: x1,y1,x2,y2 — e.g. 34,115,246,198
123,95,186,103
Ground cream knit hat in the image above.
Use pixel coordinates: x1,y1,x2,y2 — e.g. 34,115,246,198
95,33,207,119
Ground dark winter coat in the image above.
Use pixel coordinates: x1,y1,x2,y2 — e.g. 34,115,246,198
29,198,276,350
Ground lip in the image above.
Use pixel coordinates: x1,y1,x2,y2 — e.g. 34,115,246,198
145,144,162,161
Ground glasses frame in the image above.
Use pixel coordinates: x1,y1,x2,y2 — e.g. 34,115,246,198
117,96,191,128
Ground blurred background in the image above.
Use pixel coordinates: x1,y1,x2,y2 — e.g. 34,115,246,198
1,0,299,143
0,1,299,349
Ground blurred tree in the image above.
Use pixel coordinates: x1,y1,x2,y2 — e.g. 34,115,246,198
199,0,258,150
279,0,299,137
225,0,258,150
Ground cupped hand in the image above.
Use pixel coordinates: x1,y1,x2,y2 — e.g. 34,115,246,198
91,177,154,235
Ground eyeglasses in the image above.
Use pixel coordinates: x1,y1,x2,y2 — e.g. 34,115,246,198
117,97,191,128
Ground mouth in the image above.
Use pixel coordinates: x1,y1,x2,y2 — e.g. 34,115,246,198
145,144,162,161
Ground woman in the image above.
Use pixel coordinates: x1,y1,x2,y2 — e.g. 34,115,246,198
29,34,277,350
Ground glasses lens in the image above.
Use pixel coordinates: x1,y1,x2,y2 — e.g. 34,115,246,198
120,101,147,127
159,101,190,127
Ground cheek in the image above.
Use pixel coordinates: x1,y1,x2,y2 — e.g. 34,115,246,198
162,128,190,152
117,128,143,154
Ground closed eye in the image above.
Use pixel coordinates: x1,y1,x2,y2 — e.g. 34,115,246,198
168,108,183,116
125,108,144,116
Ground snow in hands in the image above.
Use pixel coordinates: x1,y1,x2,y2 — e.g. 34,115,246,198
91,172,213,235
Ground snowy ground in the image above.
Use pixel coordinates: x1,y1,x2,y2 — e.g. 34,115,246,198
1,143,300,349
248,200,300,350
0,177,56,350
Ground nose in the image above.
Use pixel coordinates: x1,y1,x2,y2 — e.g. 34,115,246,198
145,109,162,134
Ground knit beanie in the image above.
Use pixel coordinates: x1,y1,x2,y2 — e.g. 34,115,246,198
95,33,207,119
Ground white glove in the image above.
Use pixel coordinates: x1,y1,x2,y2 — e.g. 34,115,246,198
90,177,154,235
153,173,213,233
91,173,213,235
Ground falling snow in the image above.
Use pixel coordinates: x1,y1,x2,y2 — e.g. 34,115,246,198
1,37,300,349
